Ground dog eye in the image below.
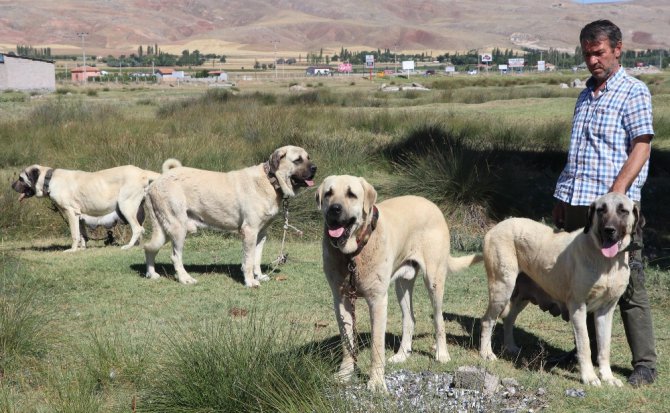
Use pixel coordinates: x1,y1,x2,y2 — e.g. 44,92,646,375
292,157,303,165
324,189,333,198
346,190,358,199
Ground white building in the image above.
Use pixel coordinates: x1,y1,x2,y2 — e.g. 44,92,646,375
0,53,55,92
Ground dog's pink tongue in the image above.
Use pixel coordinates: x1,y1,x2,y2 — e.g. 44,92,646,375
328,227,345,238
602,242,619,258
18,193,26,203
305,180,314,187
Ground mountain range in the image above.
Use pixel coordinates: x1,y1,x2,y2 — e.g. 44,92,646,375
0,0,668,58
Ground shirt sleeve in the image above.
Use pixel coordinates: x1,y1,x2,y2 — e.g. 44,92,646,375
622,83,655,142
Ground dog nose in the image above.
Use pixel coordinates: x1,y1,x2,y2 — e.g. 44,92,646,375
310,164,317,174
326,203,342,217
604,226,617,237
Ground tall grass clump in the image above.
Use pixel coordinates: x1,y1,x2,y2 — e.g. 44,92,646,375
0,253,51,374
139,311,335,412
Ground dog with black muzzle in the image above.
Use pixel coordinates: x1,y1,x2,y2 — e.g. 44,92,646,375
479,192,640,387
144,146,316,287
11,160,180,251
316,175,482,392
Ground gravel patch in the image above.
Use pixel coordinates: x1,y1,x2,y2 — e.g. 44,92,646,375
332,368,551,412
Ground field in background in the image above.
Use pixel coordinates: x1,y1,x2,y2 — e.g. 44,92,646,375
1,71,669,412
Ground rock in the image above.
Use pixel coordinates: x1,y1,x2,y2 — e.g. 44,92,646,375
454,366,500,396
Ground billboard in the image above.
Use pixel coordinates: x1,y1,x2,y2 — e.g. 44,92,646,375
401,60,415,71
481,53,493,62
338,63,353,73
508,58,525,68
537,60,546,72
365,55,375,69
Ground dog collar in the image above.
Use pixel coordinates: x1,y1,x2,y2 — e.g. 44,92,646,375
262,161,287,198
350,205,379,257
43,168,54,196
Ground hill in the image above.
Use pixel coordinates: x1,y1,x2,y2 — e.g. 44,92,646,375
0,0,668,58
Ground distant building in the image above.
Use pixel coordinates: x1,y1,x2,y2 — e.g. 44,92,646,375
0,53,55,91
155,68,186,82
305,66,332,76
208,70,229,81
70,66,101,82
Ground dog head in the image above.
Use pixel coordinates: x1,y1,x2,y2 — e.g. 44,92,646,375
584,192,639,258
316,175,377,254
11,165,49,201
268,146,317,197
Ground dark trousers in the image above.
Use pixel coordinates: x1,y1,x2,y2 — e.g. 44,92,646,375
563,204,657,370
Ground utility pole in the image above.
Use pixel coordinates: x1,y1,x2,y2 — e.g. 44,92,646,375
76,32,89,82
394,43,398,73
271,40,279,79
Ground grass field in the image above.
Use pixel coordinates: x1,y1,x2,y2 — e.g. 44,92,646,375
1,71,669,412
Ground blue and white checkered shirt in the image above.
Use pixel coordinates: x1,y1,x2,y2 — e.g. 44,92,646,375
554,68,654,205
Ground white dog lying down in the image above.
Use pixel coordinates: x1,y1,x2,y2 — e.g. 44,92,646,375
317,175,482,391
479,192,640,387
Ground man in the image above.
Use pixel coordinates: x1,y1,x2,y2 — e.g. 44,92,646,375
552,19,657,387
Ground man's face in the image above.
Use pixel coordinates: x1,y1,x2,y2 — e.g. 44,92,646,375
582,38,622,84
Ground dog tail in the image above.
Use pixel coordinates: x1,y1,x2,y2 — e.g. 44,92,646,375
161,158,182,173
448,253,483,273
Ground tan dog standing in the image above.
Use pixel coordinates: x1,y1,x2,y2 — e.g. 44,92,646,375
479,192,639,387
144,146,316,287
317,175,482,391
11,161,178,251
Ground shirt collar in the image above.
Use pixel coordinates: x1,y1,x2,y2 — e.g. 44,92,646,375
586,65,624,93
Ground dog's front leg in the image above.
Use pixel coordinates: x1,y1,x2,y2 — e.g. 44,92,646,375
569,302,601,386
253,231,269,282
240,224,261,287
594,303,623,387
366,292,389,392
64,209,84,251
329,282,356,383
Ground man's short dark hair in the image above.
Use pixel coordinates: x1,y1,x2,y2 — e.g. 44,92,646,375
580,20,622,49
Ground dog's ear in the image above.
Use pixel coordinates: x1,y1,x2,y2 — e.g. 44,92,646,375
584,202,595,234
28,167,41,187
632,202,644,234
269,147,287,173
359,177,377,216
315,181,325,210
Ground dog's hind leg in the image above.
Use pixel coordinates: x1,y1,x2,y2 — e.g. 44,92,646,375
117,196,145,250
144,196,167,280
480,267,518,360
170,224,196,285
388,276,416,363
502,294,529,355
422,260,450,363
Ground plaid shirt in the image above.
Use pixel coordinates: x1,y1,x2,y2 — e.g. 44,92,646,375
554,68,654,205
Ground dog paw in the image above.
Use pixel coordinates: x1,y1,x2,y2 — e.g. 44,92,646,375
480,351,498,361
178,275,198,285
602,376,623,387
120,244,133,250
146,272,160,280
255,273,270,282
435,350,451,363
334,367,355,383
581,374,602,387
366,378,388,393
388,350,410,363
245,279,261,288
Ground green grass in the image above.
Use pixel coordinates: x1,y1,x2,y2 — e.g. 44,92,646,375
1,72,669,411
